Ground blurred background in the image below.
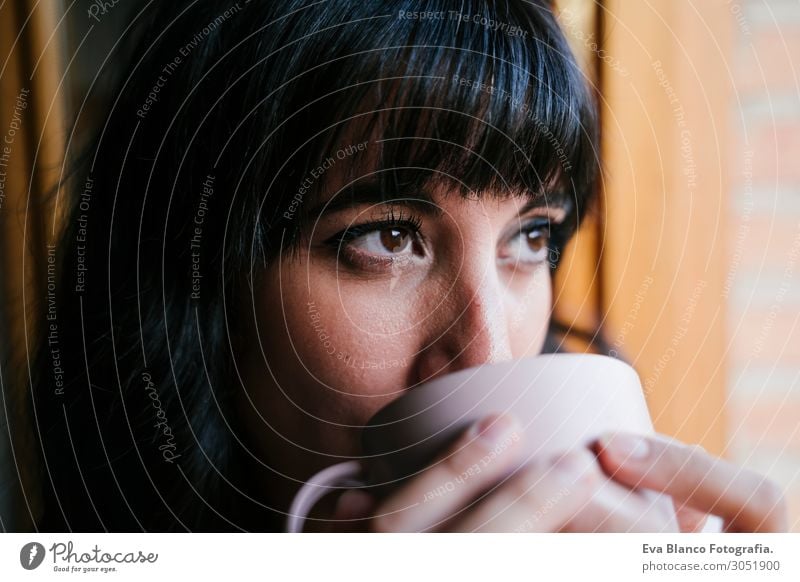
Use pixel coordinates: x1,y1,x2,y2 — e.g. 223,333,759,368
1,0,798,531
721,0,800,530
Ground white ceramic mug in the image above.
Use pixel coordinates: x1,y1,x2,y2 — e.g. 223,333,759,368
286,353,679,532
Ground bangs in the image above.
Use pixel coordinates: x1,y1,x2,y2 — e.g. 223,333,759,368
250,0,598,254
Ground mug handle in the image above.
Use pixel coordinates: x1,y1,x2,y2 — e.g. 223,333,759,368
285,460,364,533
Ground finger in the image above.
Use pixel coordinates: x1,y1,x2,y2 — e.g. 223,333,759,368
330,489,377,532
595,437,708,532
674,502,709,533
448,448,596,532
451,448,675,532
597,432,788,532
369,413,523,532
565,480,678,533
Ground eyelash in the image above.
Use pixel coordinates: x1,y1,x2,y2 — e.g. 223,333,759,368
325,208,423,249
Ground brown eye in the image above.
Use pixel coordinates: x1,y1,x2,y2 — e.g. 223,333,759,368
497,220,552,270
322,211,425,272
348,226,416,257
526,228,549,253
380,228,413,253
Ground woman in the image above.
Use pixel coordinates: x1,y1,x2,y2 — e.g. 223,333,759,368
32,0,786,532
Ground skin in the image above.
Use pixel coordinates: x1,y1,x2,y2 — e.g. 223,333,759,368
237,180,788,533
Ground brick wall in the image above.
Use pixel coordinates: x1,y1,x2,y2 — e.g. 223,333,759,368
728,0,800,532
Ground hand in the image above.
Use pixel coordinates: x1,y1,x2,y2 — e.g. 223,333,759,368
596,432,788,533
329,414,680,532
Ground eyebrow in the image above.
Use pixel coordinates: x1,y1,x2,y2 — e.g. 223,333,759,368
301,179,572,221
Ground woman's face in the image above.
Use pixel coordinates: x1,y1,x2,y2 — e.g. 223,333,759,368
238,173,567,508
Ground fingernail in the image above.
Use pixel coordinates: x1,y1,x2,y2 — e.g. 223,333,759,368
600,432,650,461
333,489,374,520
470,413,520,445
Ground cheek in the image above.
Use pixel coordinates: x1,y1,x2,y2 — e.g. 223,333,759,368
250,262,419,424
507,265,553,357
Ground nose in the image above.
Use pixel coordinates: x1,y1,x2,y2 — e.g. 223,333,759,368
411,264,513,385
